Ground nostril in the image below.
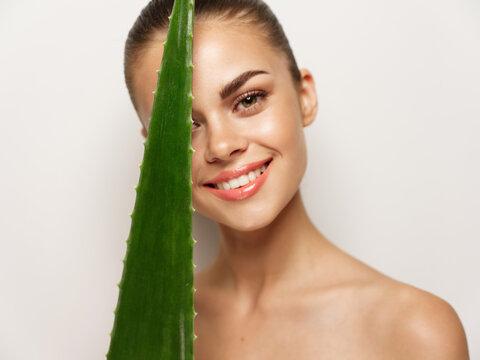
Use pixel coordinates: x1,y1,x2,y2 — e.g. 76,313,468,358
230,148,245,156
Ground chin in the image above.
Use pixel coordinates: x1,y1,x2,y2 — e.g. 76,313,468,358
221,216,272,232
205,203,281,232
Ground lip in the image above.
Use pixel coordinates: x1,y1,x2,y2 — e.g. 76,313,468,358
204,157,273,185
204,159,272,201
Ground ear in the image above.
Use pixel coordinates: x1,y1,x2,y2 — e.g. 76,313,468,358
141,127,148,138
298,68,318,128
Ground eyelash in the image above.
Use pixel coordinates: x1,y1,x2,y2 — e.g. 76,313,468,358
191,89,267,131
233,89,267,114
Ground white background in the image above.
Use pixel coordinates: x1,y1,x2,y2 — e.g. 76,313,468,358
1,0,479,358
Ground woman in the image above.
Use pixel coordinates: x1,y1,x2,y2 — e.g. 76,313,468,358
124,0,469,358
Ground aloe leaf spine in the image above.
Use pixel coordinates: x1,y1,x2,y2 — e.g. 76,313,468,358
107,0,195,359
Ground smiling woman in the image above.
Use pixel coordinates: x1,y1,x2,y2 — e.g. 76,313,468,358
124,0,469,359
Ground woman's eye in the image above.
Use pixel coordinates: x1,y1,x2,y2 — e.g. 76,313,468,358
234,91,266,113
240,95,257,108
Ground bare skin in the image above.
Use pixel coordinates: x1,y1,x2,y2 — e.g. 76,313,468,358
133,20,469,360
194,191,469,359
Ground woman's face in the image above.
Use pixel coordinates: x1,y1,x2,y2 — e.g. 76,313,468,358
133,21,317,231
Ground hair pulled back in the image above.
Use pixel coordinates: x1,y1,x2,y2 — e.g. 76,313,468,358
124,0,301,112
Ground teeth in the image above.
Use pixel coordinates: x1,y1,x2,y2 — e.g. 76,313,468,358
229,178,240,189
214,162,269,190
238,175,249,186
222,181,231,190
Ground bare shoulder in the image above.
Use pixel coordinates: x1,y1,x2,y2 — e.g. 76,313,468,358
324,243,469,359
366,277,469,359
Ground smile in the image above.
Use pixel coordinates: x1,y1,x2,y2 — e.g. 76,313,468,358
203,158,272,201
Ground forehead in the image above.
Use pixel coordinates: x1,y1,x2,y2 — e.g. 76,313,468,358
192,20,280,81
133,21,289,124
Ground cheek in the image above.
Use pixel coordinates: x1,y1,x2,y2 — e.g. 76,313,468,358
258,96,307,168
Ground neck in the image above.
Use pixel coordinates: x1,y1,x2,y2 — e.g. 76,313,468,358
210,190,329,310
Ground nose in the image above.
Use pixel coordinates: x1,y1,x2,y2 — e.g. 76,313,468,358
204,119,248,163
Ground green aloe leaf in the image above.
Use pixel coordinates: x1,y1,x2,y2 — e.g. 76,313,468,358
107,0,195,359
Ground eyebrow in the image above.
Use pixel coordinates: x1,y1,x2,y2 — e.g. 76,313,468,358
219,70,269,100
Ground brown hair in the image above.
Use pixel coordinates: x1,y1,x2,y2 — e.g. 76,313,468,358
124,0,301,113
